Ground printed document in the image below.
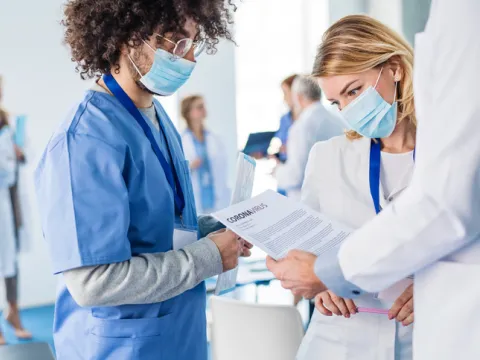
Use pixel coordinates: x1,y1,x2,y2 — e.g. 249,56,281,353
215,153,256,295
214,189,413,304
212,189,352,260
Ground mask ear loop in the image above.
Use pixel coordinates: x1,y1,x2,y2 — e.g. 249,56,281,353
127,40,158,77
127,53,143,77
393,80,398,103
374,66,384,89
375,66,398,103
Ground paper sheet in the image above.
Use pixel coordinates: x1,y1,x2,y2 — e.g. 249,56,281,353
212,189,352,260
215,153,256,295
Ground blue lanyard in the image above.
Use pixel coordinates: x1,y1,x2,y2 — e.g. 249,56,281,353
103,74,185,217
369,139,415,214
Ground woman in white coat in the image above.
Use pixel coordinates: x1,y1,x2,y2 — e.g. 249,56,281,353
0,109,31,344
296,15,416,360
180,95,230,215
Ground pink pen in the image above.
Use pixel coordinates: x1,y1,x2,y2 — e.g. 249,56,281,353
356,307,389,315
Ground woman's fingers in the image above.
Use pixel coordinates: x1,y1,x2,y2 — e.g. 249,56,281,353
345,299,357,315
321,292,342,316
315,294,333,316
330,293,351,318
396,298,414,322
402,312,414,326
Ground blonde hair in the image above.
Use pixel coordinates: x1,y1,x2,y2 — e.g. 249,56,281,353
312,15,416,140
180,95,203,130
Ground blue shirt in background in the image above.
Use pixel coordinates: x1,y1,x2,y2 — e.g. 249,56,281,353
191,131,215,212
275,111,293,162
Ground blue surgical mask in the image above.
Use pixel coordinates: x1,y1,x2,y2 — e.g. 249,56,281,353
129,42,196,96
340,67,398,138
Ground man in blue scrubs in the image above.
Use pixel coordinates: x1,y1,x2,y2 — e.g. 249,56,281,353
35,1,250,359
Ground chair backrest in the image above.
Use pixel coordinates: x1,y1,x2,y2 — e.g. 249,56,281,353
0,342,55,360
210,297,304,360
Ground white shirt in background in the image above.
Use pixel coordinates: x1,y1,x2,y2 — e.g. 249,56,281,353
276,101,343,199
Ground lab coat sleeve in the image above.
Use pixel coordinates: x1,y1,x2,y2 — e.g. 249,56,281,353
35,132,132,273
318,0,480,295
0,127,16,188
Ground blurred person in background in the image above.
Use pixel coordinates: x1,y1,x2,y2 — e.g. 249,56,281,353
180,95,230,214
274,74,298,163
275,75,343,200
0,76,31,345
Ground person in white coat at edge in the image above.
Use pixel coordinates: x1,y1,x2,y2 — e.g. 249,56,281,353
0,82,32,345
267,2,480,359
295,15,416,360
275,76,343,200
180,95,230,215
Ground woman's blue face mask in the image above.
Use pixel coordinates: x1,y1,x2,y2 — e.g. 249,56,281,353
129,41,196,96
340,67,398,139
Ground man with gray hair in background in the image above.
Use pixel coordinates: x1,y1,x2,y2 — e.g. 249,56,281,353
276,75,343,200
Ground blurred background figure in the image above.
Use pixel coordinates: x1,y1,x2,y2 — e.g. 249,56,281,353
181,95,231,215
274,74,299,164
275,75,343,200
0,76,31,346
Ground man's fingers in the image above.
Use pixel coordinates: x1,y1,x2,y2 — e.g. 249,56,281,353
241,248,252,257
315,296,333,316
396,299,414,322
243,241,254,249
402,312,414,327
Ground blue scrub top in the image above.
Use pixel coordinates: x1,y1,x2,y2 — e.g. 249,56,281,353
188,130,215,211
275,111,293,162
35,90,207,360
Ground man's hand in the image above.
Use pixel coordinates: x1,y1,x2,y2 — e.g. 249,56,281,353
388,284,414,326
315,290,357,318
266,250,326,299
209,229,243,272
241,240,253,258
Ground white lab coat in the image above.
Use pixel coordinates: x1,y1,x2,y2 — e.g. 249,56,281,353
296,136,412,360
181,130,230,215
0,126,17,278
334,1,480,359
276,101,343,200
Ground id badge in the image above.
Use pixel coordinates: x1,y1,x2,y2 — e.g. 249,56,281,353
173,228,198,250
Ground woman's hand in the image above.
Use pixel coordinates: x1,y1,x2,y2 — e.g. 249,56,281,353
14,144,25,162
388,284,414,326
315,290,357,318
190,158,202,170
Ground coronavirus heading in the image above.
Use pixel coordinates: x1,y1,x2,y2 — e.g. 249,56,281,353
226,203,268,223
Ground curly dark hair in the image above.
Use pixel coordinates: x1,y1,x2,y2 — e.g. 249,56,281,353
62,0,236,79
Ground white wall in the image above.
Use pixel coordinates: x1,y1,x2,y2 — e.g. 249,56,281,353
369,0,403,34
0,0,90,308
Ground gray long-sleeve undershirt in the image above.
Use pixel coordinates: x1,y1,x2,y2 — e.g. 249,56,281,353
64,215,226,307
